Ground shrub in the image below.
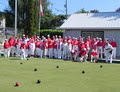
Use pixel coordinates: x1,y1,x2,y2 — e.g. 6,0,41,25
38,29,63,38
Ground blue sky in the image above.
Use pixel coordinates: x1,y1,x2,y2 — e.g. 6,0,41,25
0,0,120,14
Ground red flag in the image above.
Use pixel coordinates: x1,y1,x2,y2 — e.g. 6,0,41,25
40,0,43,16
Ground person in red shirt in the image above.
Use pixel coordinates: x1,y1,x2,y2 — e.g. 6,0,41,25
47,35,51,44
103,38,108,58
40,41,44,58
73,38,79,61
90,49,99,62
20,43,26,60
67,40,72,60
35,39,41,57
8,36,16,57
58,38,63,59
15,39,23,57
49,40,53,59
110,38,117,59
97,38,103,59
91,38,98,52
78,48,88,62
68,36,72,44
4,39,10,58
25,41,29,57
87,36,92,47
44,39,49,58
53,40,57,59
78,41,85,52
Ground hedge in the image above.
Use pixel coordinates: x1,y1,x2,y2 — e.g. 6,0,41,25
38,29,64,38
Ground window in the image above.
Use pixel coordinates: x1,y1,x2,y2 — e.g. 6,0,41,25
82,31,104,39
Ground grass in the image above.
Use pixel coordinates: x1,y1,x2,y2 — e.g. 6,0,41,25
0,57,120,92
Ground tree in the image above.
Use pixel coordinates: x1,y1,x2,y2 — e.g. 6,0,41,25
75,8,89,14
4,0,67,35
90,9,99,13
116,7,120,12
50,15,67,29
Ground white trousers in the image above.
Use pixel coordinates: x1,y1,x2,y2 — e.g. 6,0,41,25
49,49,53,58
16,48,21,57
44,49,48,56
21,49,26,60
67,49,72,59
53,49,57,58
40,49,43,58
30,48,35,56
58,49,62,59
25,49,29,57
4,48,10,58
106,53,113,63
10,46,16,56
112,48,116,59
36,48,40,56
98,46,103,59
62,49,67,59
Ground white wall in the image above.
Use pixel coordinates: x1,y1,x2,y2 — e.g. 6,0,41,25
63,30,81,38
64,29,120,58
104,30,120,58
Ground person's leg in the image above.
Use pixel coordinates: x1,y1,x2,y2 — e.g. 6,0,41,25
113,48,116,59
91,55,93,62
4,49,7,58
110,54,113,64
55,49,58,58
8,48,10,57
40,50,43,58
84,55,88,62
49,49,51,58
58,49,61,59
100,47,103,59
114,48,116,59
23,50,26,59
38,49,41,57
105,54,109,63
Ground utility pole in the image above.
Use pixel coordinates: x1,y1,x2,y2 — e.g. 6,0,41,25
15,0,17,37
64,0,68,16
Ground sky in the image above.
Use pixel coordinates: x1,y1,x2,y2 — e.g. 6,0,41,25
0,0,120,15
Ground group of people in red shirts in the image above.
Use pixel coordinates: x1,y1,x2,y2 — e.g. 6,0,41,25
3,35,117,63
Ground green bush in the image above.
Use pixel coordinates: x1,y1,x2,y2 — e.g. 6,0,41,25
38,29,63,38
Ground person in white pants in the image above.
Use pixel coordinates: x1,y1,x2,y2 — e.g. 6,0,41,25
49,40,53,59
40,41,44,58
29,40,35,56
110,38,117,59
97,38,103,59
20,44,26,60
16,40,21,57
58,40,63,59
4,39,10,58
53,40,58,59
62,40,68,60
105,41,113,63
25,42,29,57
67,41,72,60
35,40,41,57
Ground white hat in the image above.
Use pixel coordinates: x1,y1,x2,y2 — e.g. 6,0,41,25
83,48,86,51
